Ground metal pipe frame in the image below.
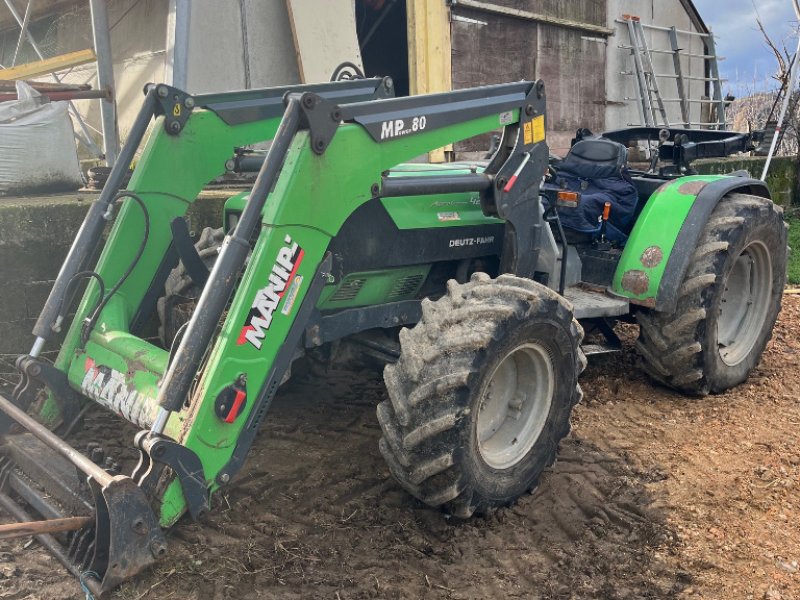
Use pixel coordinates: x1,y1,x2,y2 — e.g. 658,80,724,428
0,394,113,486
89,0,120,166
11,0,33,66
0,492,101,598
165,0,191,90
2,0,104,158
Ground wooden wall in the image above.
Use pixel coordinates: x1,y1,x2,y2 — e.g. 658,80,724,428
450,0,608,155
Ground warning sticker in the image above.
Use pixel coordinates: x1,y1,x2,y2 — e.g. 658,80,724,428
532,115,545,143
523,121,533,145
437,211,461,222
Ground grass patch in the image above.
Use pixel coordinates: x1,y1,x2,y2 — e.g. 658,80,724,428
788,213,800,285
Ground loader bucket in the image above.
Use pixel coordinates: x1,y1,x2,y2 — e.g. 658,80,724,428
0,392,166,596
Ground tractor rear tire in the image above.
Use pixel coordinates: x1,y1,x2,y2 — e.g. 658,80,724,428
636,193,787,395
377,273,585,518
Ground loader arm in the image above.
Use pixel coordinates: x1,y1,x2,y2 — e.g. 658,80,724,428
0,78,549,595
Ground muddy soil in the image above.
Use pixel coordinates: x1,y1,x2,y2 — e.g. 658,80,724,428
2,296,799,600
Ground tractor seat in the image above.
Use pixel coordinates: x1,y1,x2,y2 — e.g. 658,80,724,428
551,137,638,244
558,138,628,180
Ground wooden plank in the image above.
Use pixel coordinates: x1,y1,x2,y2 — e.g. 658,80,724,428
0,80,91,92
0,49,96,81
454,0,613,36
285,0,364,83
0,516,92,540
407,0,452,162
450,5,535,154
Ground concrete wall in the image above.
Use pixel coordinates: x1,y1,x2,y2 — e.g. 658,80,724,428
184,0,300,94
694,155,799,206
0,190,230,361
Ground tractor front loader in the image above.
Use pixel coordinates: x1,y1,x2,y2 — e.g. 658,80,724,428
0,77,556,594
0,70,787,596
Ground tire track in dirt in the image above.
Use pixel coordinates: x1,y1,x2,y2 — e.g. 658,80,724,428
1,356,682,600
101,368,680,600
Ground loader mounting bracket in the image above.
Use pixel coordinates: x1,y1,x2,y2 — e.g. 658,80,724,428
149,83,195,135
5,356,82,433
296,92,340,155
132,431,209,521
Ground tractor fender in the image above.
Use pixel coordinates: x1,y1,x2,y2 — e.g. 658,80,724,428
610,174,770,312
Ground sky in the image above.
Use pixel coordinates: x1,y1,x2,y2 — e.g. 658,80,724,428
693,0,800,96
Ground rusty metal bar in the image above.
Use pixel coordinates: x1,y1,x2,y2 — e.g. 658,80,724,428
0,394,114,487
0,491,100,597
0,515,92,540
0,80,91,92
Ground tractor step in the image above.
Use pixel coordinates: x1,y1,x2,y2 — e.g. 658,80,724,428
563,286,629,319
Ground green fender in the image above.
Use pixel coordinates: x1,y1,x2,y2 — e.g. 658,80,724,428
611,174,770,311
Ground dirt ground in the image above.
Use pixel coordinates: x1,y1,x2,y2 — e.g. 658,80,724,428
1,295,799,600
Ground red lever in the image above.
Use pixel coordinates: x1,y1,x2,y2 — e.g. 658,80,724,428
503,152,531,193
224,389,247,424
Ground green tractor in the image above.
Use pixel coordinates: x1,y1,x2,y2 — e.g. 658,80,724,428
0,77,786,595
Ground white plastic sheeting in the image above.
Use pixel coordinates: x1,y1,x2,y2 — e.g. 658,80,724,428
0,81,83,195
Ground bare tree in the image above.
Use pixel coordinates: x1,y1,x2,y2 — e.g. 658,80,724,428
755,17,800,156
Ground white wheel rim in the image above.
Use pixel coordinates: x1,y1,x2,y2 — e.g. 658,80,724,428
717,241,772,366
476,342,554,470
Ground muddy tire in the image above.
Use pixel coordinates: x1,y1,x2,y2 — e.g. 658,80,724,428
636,193,787,395
377,273,585,518
157,226,224,348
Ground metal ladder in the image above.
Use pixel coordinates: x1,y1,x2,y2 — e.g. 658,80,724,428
619,15,727,129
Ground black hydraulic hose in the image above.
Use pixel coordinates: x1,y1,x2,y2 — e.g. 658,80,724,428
155,96,304,416
52,271,106,333
81,191,150,346
33,87,158,341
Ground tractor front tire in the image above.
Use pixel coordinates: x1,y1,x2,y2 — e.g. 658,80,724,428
636,193,787,395
157,226,224,349
377,273,585,518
